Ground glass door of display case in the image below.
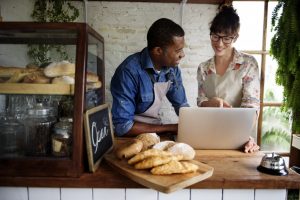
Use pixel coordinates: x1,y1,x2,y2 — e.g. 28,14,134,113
0,22,105,177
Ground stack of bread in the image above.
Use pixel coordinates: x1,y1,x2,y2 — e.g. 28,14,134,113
0,61,101,90
115,133,198,175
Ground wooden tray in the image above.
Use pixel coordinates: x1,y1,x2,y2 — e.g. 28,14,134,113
104,153,214,193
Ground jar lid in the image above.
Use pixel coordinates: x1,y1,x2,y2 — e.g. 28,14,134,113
53,128,70,139
28,103,54,116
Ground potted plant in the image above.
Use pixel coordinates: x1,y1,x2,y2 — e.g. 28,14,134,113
28,0,79,65
270,0,300,134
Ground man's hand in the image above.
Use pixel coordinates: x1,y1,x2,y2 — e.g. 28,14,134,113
201,97,232,108
244,136,260,153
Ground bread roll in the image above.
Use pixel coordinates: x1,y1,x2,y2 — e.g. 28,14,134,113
44,61,75,77
150,160,199,175
115,139,143,159
52,76,75,84
136,133,160,151
167,143,195,160
152,141,175,151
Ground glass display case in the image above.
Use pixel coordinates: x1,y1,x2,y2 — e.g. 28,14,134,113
0,22,105,177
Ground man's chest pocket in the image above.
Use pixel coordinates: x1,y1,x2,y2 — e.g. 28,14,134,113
136,93,154,114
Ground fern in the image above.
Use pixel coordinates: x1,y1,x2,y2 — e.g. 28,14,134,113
270,0,300,133
262,128,291,149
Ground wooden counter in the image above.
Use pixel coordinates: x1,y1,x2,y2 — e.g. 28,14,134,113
0,150,299,189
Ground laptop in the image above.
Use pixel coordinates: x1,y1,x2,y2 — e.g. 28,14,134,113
176,107,257,150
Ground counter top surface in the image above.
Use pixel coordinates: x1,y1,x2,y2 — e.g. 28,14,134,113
0,148,299,189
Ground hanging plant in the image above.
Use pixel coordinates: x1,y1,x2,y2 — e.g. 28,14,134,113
270,0,300,133
28,0,79,65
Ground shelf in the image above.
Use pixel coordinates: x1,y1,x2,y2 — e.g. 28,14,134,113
0,83,74,95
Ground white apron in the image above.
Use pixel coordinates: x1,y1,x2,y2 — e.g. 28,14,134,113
134,80,171,124
203,70,243,107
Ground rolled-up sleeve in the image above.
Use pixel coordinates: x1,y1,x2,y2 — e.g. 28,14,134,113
166,67,189,115
197,63,209,106
241,57,260,109
110,68,137,136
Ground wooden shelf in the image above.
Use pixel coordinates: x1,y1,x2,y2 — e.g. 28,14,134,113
0,83,74,95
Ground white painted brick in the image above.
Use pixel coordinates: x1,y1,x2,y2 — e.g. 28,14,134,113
158,189,189,200
28,187,60,200
223,189,254,200
126,188,158,200
93,188,125,200
191,189,222,200
61,188,92,200
255,189,287,200
0,187,28,200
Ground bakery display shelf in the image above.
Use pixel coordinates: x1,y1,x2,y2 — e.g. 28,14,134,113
0,83,74,95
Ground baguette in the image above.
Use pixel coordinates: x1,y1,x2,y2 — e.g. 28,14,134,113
0,66,37,78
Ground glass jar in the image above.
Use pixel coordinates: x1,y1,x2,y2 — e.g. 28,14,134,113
0,115,25,157
51,117,72,157
25,103,56,156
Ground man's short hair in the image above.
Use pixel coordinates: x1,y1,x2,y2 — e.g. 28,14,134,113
147,18,185,50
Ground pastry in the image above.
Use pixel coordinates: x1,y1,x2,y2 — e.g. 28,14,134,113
115,139,143,159
152,141,175,151
134,155,183,169
136,133,160,150
150,160,199,175
167,143,195,160
128,149,172,165
52,76,75,84
44,61,75,77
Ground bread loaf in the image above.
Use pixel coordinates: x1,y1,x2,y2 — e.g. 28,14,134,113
87,72,99,83
44,61,75,77
136,133,160,151
52,76,75,84
115,139,143,159
86,81,102,90
167,143,195,160
152,141,175,151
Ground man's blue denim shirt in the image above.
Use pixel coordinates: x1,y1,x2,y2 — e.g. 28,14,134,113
110,47,189,136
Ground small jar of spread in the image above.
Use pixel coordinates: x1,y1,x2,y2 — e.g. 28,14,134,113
51,117,72,157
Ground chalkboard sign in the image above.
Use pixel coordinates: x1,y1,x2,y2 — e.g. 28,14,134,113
84,104,114,172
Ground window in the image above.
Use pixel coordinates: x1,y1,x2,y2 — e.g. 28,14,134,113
233,1,291,153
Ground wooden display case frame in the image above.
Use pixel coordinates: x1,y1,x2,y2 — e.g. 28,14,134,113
0,22,105,178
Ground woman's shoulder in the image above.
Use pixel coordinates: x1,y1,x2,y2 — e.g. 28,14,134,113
198,57,214,70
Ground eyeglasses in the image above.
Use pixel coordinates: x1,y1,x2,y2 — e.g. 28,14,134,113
210,33,236,44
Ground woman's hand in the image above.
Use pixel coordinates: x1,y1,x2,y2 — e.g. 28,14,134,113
244,136,260,153
201,97,232,107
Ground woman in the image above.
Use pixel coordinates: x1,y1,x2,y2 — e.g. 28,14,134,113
197,5,260,153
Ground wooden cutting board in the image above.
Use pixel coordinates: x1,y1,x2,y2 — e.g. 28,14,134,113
104,153,214,193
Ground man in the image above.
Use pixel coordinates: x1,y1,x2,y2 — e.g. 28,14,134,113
110,18,189,136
